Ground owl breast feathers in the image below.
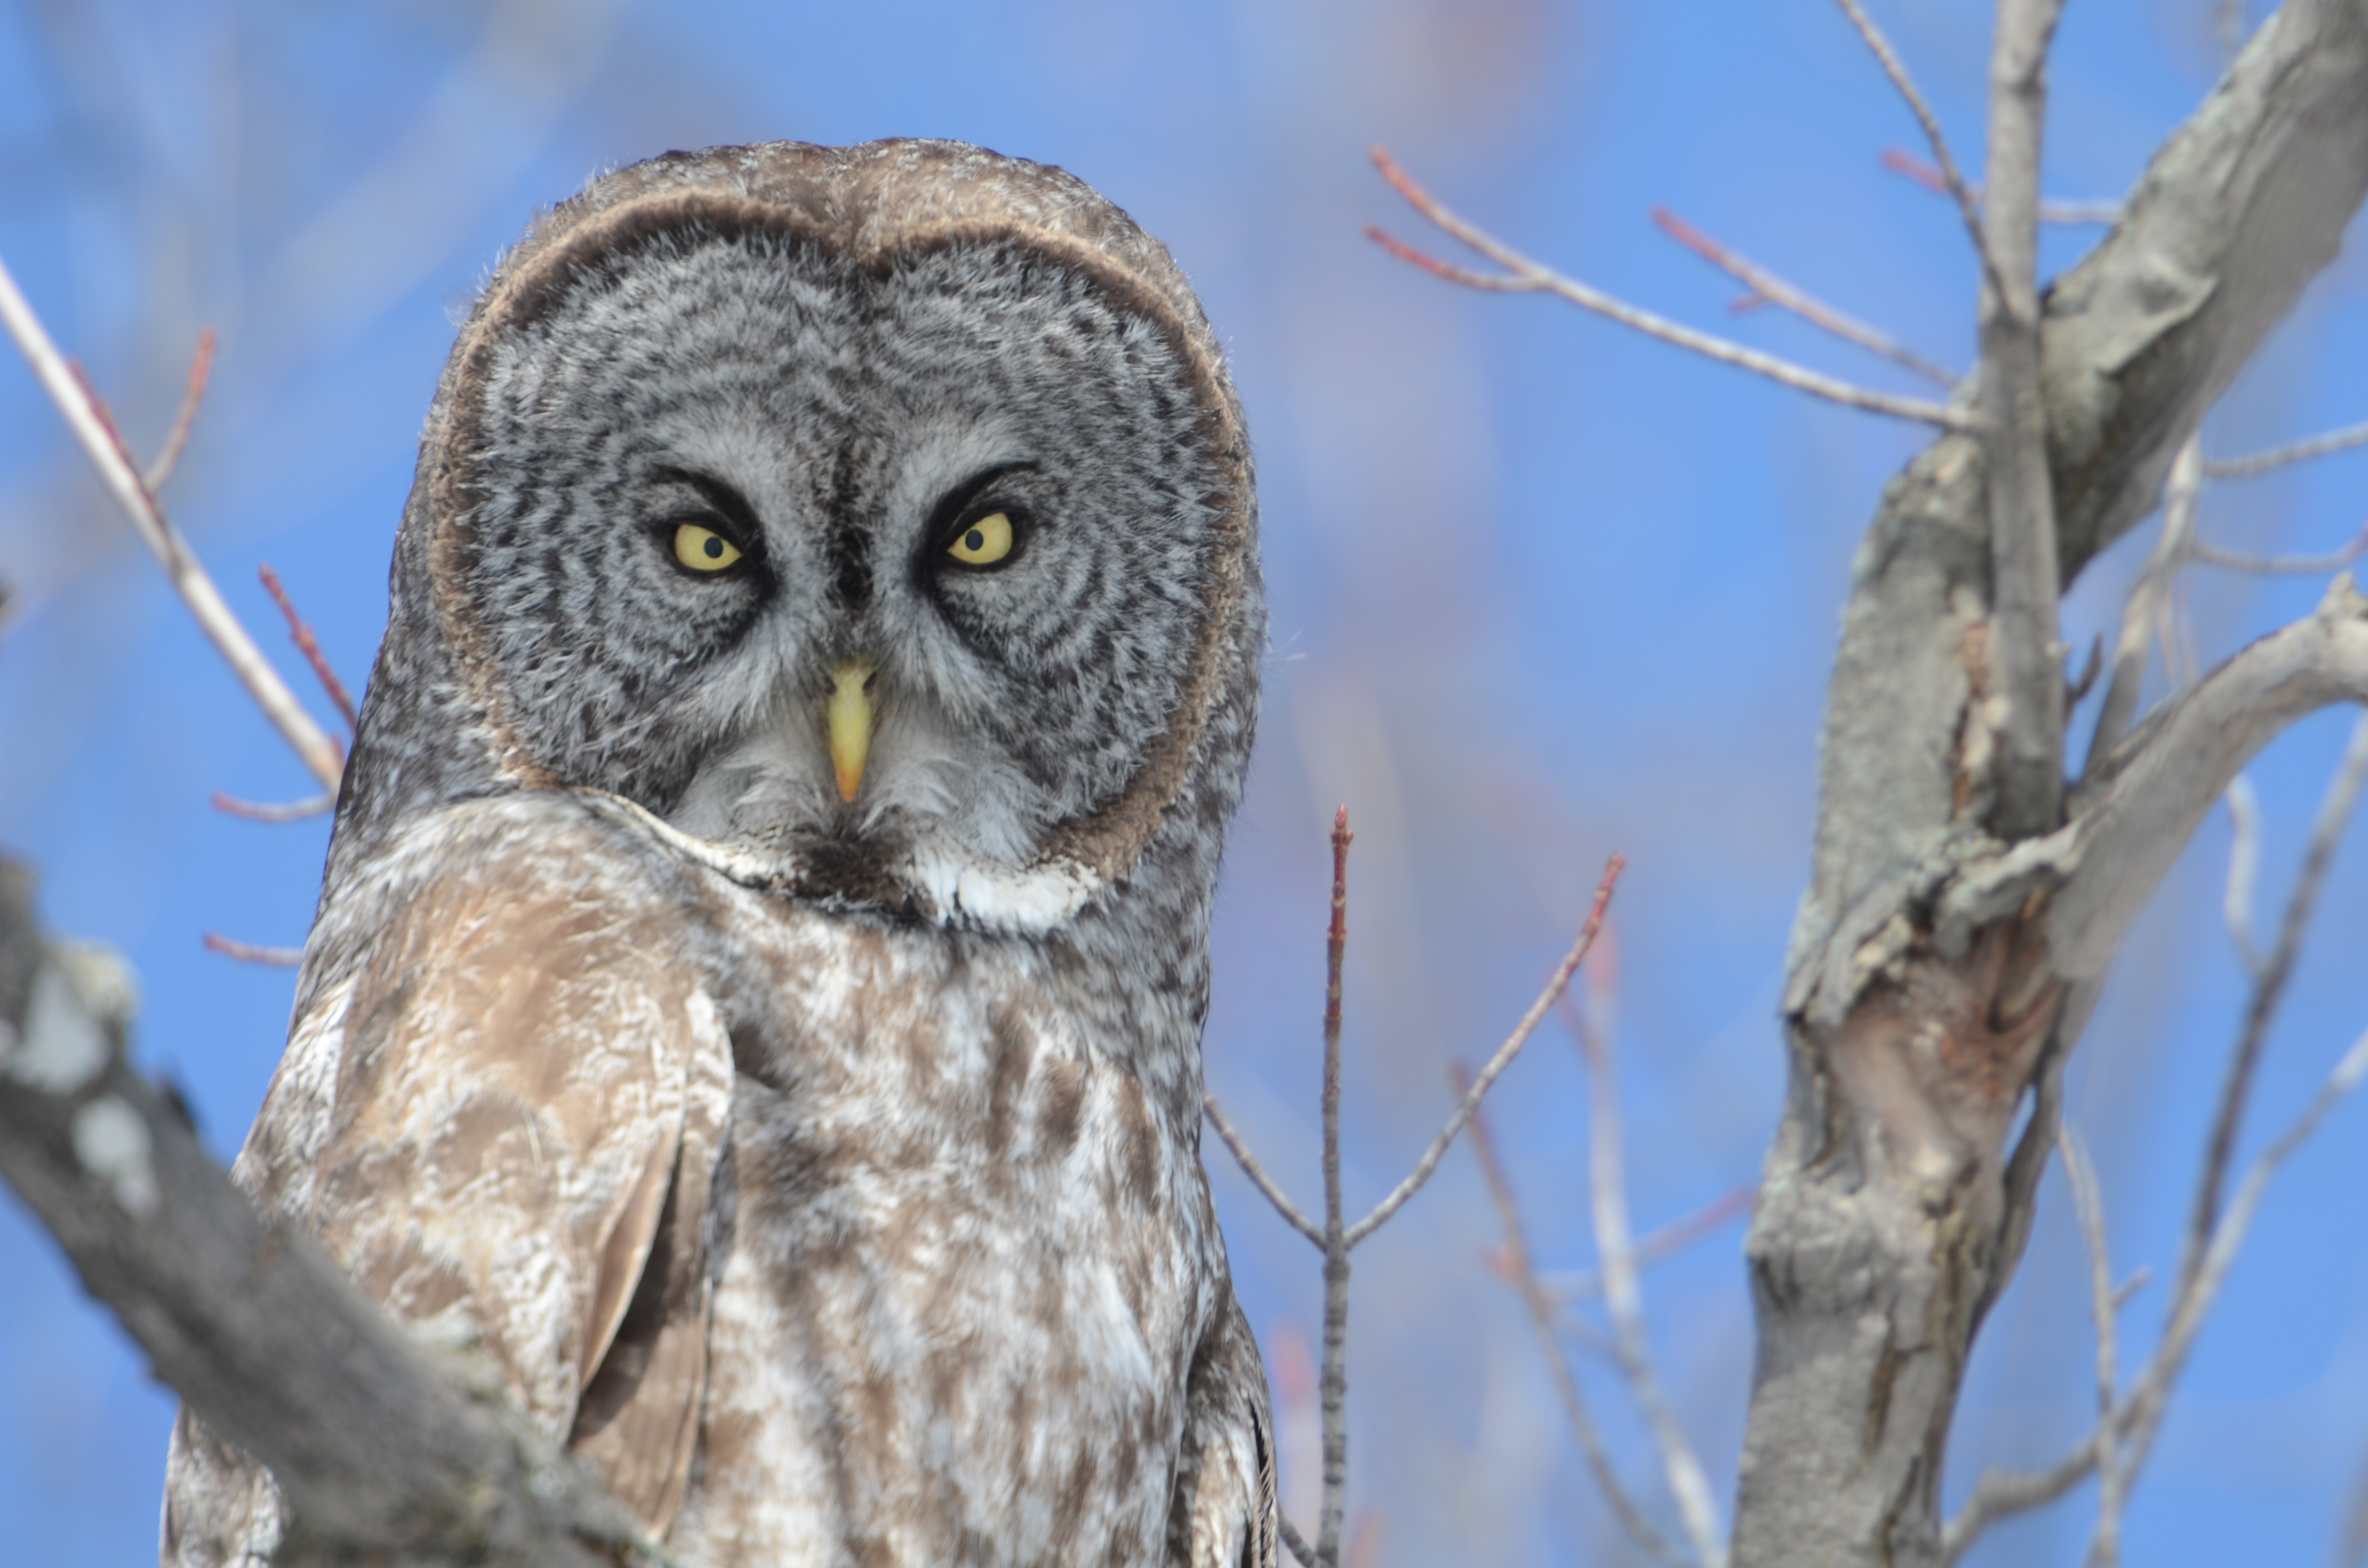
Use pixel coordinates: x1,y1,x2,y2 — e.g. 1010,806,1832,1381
162,140,1275,1568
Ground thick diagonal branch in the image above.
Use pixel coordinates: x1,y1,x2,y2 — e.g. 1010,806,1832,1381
0,858,649,1568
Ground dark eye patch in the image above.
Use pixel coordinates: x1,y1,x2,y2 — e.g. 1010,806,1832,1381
917,462,1039,578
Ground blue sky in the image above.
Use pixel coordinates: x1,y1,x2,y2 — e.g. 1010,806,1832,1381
4,1,2367,1562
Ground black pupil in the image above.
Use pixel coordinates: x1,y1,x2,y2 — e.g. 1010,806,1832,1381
702,534,724,560
964,528,985,552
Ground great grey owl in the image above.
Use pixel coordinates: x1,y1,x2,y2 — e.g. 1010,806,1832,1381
161,139,1275,1568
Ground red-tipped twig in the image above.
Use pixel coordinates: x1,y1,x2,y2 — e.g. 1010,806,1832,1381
202,932,303,968
1651,207,1955,386
258,565,359,734
1537,1184,1755,1304
1365,148,1967,431
1834,1,2006,296
210,792,336,823
145,328,216,492
0,256,345,791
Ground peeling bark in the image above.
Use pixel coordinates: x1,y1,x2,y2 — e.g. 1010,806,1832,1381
1733,2,2368,1563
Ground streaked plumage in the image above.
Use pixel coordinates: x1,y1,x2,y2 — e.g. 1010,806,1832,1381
163,140,1274,1568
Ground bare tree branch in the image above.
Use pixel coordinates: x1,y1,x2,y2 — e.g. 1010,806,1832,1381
259,564,360,733
1460,1071,1687,1568
2087,437,2203,778
0,858,655,1568
1343,854,1624,1249
2222,775,2267,978
210,792,338,823
0,258,347,791
2206,417,2368,478
2191,522,2368,575
1317,808,1352,1568
1574,983,1726,1568
200,932,305,968
1650,207,1957,386
1202,1091,1326,1247
1538,1184,1755,1304
1979,0,2070,838
2058,1126,2125,1568
1365,151,1971,431
143,327,215,493
1879,148,2122,225
1831,0,2007,296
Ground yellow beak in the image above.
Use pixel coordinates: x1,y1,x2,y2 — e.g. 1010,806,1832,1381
828,660,877,803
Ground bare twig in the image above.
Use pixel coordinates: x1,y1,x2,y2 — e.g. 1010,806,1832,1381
2085,437,2203,779
2180,709,2368,1298
1280,1513,1319,1568
144,327,216,493
1979,0,2072,839
1317,808,1352,1568
2191,522,2368,575
1343,853,1624,1249
1831,0,2006,296
1537,1184,1755,1304
201,933,304,968
0,256,345,791
258,565,360,734
1459,1071,1687,1568
2206,418,2368,478
1366,150,1970,431
2221,775,2267,978
1649,207,1956,386
1574,968,1725,1568
211,792,337,823
1879,147,2122,224
2058,1126,2124,1568
1202,1092,1325,1247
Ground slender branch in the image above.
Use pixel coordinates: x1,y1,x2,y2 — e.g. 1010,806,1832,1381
1317,807,1352,1568
1280,1512,1319,1568
1202,1092,1325,1247
2085,437,2202,780
0,256,345,791
1879,147,2122,224
1458,1071,1687,1568
1979,0,2071,839
1366,150,1970,431
2058,1126,2124,1568
1343,854,1624,1250
2191,521,2368,575
201,933,304,968
1575,982,1725,1568
144,327,216,493
2206,418,2368,478
2221,776,2266,979
1649,207,1956,386
259,565,360,733
211,792,337,823
1537,1184,1755,1303
2178,710,2368,1297
1831,0,2007,297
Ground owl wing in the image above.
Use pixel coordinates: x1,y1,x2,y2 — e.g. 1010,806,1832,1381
163,804,733,1564
1172,1289,1280,1568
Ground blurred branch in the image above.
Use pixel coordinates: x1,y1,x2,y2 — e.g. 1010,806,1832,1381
0,257,346,791
1831,0,2005,294
2221,776,2266,979
143,328,215,493
1650,207,1957,385
2206,417,2368,478
1944,1017,2368,1563
2085,436,2203,779
1460,1071,1686,1568
1365,149,1970,430
200,933,304,968
2178,710,2368,1297
211,792,337,823
1879,147,2123,224
2058,1126,2125,1568
1202,1092,1324,1246
2191,522,2368,575
0,856,655,1567
1537,1184,1754,1304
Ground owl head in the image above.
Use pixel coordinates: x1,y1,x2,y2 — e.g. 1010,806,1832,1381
336,142,1265,935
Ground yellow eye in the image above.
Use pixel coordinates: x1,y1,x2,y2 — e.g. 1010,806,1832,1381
947,511,1014,566
673,522,743,573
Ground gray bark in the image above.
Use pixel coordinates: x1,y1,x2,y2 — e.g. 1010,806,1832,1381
0,857,644,1568
1732,1,2368,1564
